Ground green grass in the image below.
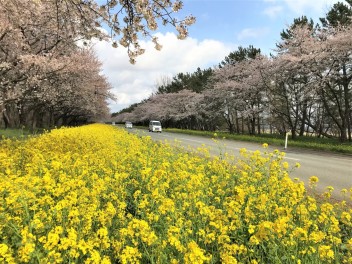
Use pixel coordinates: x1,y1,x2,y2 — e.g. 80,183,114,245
164,128,352,155
0,128,44,139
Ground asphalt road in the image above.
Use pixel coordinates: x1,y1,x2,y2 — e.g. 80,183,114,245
129,128,352,201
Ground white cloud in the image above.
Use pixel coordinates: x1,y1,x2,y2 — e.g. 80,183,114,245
262,0,340,21
237,27,270,41
94,32,232,113
283,0,340,15
263,5,284,18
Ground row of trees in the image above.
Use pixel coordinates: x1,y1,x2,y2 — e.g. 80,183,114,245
114,1,352,142
0,0,194,129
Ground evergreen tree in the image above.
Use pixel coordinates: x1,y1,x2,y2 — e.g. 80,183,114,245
219,45,261,67
278,16,316,48
320,0,352,27
156,67,213,94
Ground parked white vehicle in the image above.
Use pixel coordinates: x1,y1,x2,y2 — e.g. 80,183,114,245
125,121,133,129
149,120,162,132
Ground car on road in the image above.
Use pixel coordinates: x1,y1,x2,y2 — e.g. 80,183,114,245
125,121,133,129
149,120,162,132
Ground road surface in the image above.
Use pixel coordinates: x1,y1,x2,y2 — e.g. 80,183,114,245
129,128,352,201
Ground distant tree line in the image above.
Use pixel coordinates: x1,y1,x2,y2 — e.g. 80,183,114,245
113,1,352,142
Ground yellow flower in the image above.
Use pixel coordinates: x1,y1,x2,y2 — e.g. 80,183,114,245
0,243,15,263
101,256,112,264
248,224,256,234
120,246,142,264
1,124,350,263
96,227,110,249
249,235,260,245
184,241,210,264
18,242,35,262
309,176,319,188
221,254,238,264
326,186,334,192
239,148,247,156
340,188,348,195
309,231,326,243
85,249,101,263
318,245,334,260
292,227,307,241
341,212,351,224
0,244,9,256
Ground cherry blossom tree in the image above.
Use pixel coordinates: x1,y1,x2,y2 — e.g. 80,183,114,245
265,25,319,139
8,0,194,64
205,51,267,134
204,65,241,133
0,1,112,128
0,0,88,128
1,0,194,128
40,49,113,126
269,17,351,141
115,90,205,129
310,25,352,141
155,90,205,129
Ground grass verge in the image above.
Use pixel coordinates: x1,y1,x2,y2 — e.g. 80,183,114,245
0,128,45,139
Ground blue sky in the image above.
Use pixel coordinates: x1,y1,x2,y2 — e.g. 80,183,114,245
94,0,341,113
180,0,340,53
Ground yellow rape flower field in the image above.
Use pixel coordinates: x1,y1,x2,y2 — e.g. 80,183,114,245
0,124,351,263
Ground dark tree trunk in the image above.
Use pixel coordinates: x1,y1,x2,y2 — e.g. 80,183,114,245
299,101,308,136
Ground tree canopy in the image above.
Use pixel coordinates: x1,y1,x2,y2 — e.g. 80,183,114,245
0,0,195,129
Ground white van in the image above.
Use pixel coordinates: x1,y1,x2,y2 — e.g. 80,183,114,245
125,121,133,129
149,120,162,132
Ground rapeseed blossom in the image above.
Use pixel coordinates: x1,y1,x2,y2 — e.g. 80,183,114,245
309,175,319,188
0,124,351,263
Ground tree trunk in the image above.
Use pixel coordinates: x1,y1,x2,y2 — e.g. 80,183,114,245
235,110,240,134
228,122,234,134
299,101,308,136
257,114,261,135
251,117,255,135
291,128,297,140
4,104,20,128
2,111,9,129
342,65,351,141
